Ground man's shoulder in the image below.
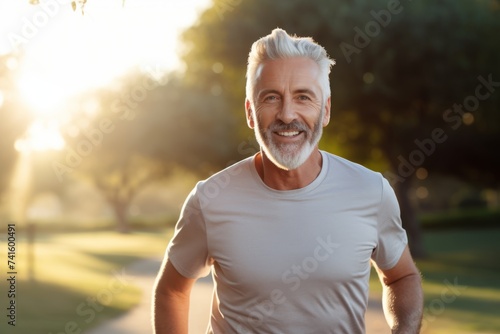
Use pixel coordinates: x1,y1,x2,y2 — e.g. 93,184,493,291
190,156,257,209
323,151,380,176
322,151,384,186
197,155,255,190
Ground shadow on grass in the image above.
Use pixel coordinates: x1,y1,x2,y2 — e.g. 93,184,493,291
0,278,140,334
417,228,500,332
79,252,145,273
421,228,500,288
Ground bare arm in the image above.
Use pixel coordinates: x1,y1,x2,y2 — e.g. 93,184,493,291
373,246,424,334
152,259,196,334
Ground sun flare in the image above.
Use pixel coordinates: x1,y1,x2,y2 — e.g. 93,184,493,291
16,73,68,117
4,0,210,152
15,121,65,152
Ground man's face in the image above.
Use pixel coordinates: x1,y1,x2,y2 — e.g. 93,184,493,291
246,57,330,170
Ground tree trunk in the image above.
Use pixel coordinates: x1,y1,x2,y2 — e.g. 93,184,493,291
394,180,426,258
111,200,130,233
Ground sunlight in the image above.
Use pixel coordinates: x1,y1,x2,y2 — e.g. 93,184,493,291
7,149,32,224
2,0,210,150
15,120,65,152
16,73,67,117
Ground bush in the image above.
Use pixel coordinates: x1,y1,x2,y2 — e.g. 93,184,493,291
420,208,500,230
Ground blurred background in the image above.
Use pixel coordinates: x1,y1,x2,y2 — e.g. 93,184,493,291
0,0,499,333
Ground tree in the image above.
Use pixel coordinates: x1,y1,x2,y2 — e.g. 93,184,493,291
82,154,164,233
52,72,170,232
178,0,500,257
57,71,240,231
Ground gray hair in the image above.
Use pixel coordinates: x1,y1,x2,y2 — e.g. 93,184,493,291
246,28,335,104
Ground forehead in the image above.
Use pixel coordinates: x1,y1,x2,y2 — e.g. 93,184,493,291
254,57,322,92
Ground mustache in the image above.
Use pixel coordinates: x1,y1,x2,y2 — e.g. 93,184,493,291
268,120,309,133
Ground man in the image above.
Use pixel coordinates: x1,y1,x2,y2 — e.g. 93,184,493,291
153,28,423,334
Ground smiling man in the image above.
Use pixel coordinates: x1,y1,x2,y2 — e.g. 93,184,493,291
153,28,423,334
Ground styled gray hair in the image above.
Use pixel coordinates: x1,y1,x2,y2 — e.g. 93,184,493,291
246,28,335,103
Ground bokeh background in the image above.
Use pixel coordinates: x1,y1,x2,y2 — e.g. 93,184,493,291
0,0,499,333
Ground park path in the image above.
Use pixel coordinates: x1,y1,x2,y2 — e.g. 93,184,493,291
85,257,390,334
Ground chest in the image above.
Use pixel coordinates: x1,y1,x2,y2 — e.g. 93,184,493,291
205,196,379,293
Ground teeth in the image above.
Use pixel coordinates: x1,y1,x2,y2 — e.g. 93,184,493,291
278,131,300,137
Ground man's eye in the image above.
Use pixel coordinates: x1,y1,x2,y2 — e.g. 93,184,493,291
298,95,311,101
264,95,279,101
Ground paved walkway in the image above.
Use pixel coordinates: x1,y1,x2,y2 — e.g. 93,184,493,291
86,258,390,334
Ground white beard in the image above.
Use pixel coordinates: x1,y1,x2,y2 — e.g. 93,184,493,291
254,108,324,170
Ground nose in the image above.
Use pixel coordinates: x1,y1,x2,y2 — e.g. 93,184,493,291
276,96,297,124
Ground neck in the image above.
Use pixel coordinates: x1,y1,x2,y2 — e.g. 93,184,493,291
254,149,323,190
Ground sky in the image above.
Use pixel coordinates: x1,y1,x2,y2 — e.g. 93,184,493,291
0,0,211,150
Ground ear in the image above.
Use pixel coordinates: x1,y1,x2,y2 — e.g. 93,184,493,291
245,99,255,129
322,96,331,127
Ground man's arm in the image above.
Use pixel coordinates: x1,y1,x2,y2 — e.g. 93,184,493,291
373,246,423,334
152,259,196,334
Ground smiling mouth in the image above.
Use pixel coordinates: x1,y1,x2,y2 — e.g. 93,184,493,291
276,131,302,137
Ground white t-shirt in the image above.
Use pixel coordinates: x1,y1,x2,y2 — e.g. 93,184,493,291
167,151,408,334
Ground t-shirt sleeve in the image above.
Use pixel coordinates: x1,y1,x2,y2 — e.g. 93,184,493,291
166,183,212,279
371,176,408,270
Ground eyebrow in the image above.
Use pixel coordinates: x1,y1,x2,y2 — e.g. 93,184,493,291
257,88,318,99
294,88,318,98
257,89,280,100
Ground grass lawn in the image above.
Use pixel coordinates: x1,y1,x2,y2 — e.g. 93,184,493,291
369,228,500,334
0,228,172,334
418,228,500,334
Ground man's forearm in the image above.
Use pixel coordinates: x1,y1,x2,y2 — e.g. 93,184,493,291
382,273,423,334
153,289,190,334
